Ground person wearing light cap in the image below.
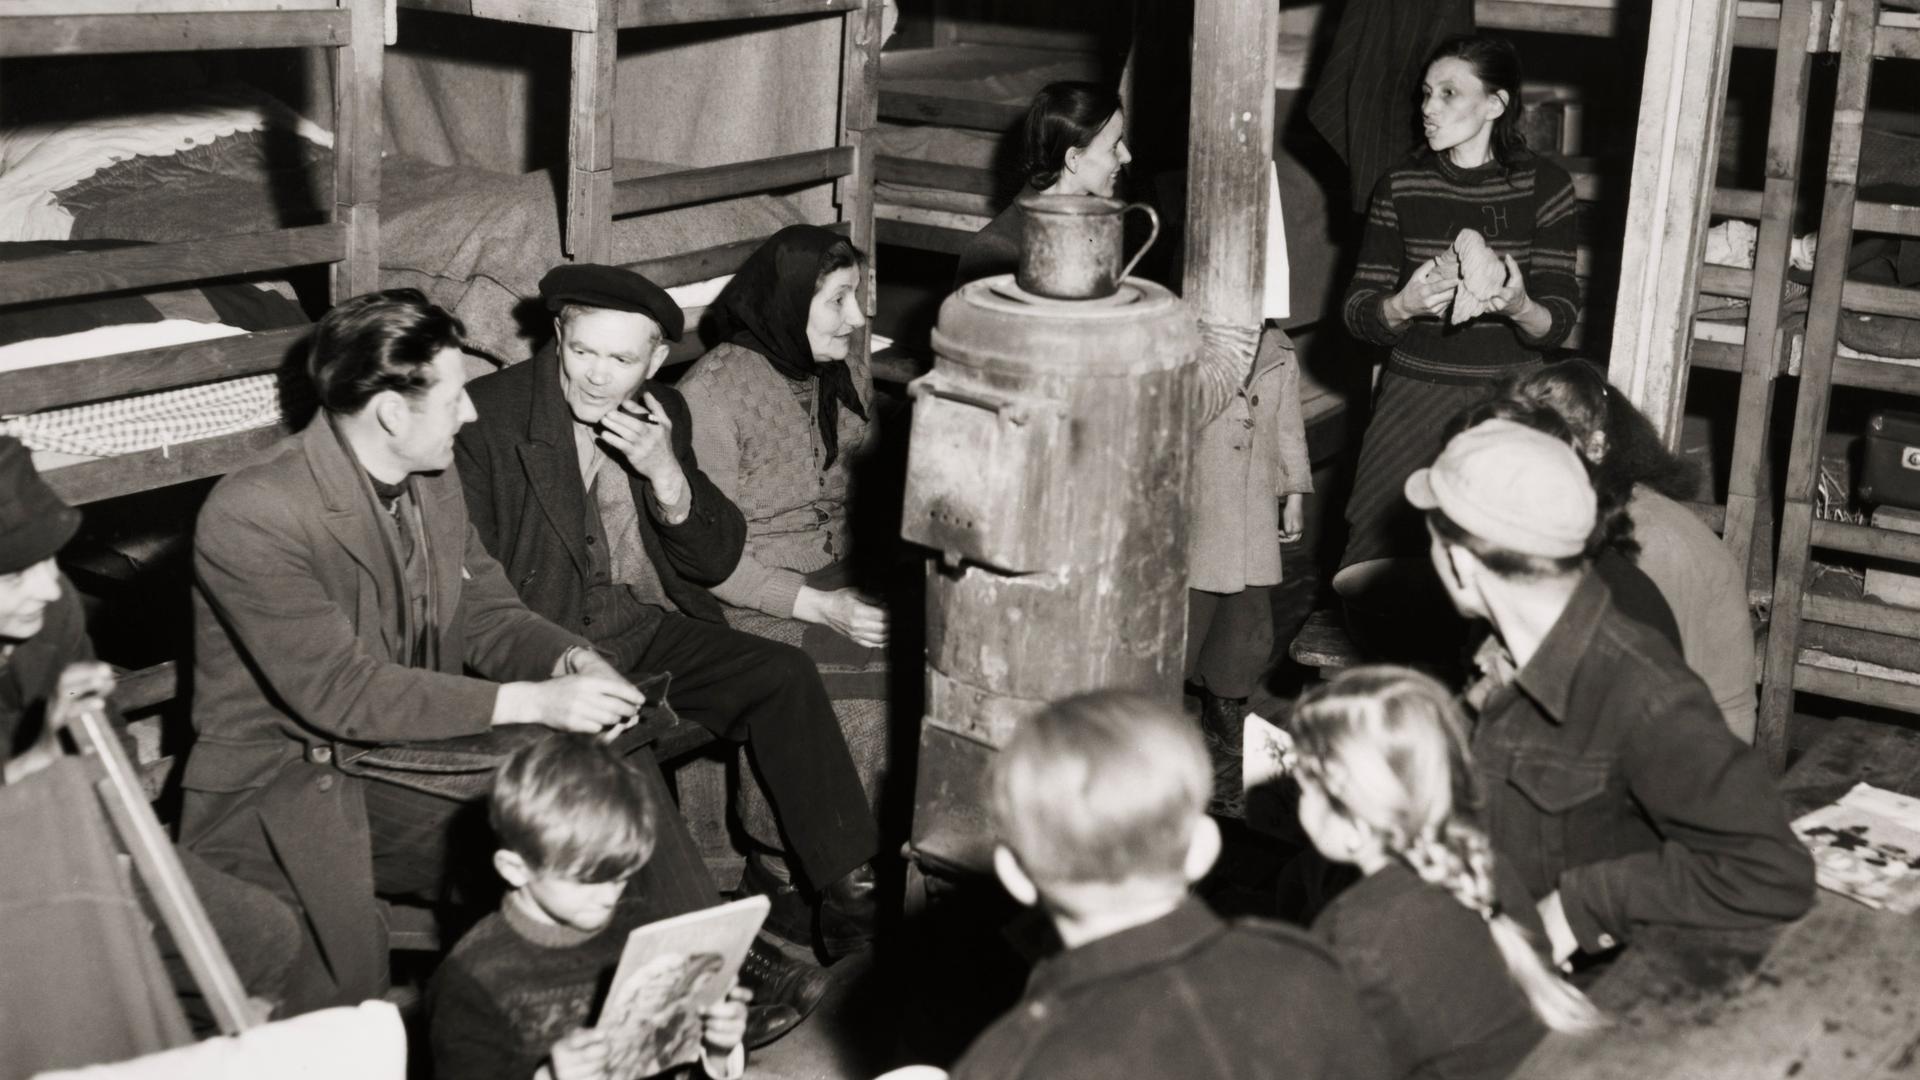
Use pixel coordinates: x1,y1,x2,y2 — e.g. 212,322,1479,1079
454,264,881,980
1407,419,1813,965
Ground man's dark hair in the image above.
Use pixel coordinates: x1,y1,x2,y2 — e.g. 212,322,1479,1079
308,288,466,415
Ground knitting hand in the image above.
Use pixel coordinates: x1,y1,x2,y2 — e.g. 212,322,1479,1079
600,394,686,504
1385,257,1459,324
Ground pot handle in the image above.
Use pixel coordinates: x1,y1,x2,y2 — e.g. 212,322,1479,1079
1117,202,1162,283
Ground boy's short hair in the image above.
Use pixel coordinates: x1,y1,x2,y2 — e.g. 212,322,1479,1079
989,690,1210,888
490,733,656,882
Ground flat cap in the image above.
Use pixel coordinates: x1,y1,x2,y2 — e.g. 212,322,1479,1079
538,263,683,341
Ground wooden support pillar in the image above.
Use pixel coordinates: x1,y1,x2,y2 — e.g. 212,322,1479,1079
1181,0,1276,329
1606,0,1738,447
839,0,882,318
565,0,616,263
331,0,384,299
1723,0,1816,583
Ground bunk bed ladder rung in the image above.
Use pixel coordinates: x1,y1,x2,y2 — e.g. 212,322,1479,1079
1756,0,1895,770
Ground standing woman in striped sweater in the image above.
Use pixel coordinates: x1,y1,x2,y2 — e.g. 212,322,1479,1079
1334,34,1582,660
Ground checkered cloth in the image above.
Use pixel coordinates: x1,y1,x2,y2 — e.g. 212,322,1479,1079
1,374,281,458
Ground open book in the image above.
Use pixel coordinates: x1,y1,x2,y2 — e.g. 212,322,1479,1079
1792,783,1920,914
592,895,770,1079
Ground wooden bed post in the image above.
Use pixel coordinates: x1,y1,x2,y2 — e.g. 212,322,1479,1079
333,0,385,299
841,0,883,320
566,0,616,263
1605,0,1737,447
1182,0,1277,328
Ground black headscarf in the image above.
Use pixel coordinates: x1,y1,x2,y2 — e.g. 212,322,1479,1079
712,224,869,468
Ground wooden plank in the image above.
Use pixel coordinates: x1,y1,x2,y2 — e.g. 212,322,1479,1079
1721,194,1920,238
0,10,350,55
1813,519,1920,564
1832,354,1920,395
945,21,1103,52
613,147,854,216
839,0,884,319
615,0,855,28
332,0,384,299
875,216,973,255
1795,660,1920,714
1476,0,1617,37
398,0,597,29
112,662,180,715
621,223,849,289
879,202,991,234
1713,187,1765,218
1608,0,1738,449
1838,280,1920,320
1183,0,1278,329
5,0,337,12
876,156,1000,199
3,327,306,414
566,5,616,261
1724,0,1815,582
1759,0,1880,773
41,424,289,506
878,181,998,219
1804,593,1920,642
0,226,344,308
878,92,1024,134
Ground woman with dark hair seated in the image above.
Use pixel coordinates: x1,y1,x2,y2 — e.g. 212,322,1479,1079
954,80,1133,288
1498,360,1755,742
679,225,898,920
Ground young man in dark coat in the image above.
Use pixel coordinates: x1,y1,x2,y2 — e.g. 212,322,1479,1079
179,291,771,1015
455,265,881,965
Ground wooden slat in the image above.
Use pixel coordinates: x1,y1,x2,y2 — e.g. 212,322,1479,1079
1838,279,1920,320
41,425,289,506
112,663,181,714
332,0,384,298
1712,187,1765,218
839,0,883,319
0,10,351,56
878,92,1025,133
1831,353,1920,394
876,156,1000,199
615,0,855,28
566,0,617,261
1794,660,1920,713
880,201,992,234
1476,0,1617,37
0,226,344,308
1758,0,1880,773
7,0,338,12
4,326,306,415
1803,593,1920,641
1856,200,1920,238
613,147,854,217
1812,518,1920,564
1184,0,1278,329
878,181,998,219
875,216,973,255
622,223,850,290
397,0,597,29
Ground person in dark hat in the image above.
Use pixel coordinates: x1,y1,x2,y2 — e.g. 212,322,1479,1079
455,266,879,997
0,435,318,1031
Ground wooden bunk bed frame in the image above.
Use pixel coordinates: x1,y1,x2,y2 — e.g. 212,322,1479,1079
392,0,885,316
0,0,386,732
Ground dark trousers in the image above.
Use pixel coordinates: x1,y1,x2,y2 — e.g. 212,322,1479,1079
624,612,880,891
1186,585,1275,699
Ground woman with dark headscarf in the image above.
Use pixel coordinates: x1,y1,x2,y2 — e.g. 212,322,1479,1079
679,227,895,908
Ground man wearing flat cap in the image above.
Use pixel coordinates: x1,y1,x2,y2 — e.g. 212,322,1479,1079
456,266,880,976
1407,418,1812,971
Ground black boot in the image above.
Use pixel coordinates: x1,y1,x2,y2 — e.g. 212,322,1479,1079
737,937,832,1048
737,851,813,952
816,864,878,961
1200,691,1249,818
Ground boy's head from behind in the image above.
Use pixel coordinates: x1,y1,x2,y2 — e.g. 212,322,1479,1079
988,690,1219,927
490,733,656,933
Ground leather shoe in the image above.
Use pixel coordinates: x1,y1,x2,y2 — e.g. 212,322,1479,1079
738,937,833,1024
737,852,813,951
817,863,878,960
743,1003,804,1050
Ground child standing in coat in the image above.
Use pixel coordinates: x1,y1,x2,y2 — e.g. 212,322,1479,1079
1187,322,1312,810
1288,665,1604,1079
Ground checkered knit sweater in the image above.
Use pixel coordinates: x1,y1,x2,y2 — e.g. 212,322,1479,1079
1343,153,1581,384
678,341,873,618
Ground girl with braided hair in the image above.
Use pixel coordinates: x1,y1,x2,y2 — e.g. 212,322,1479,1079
1290,665,1603,1078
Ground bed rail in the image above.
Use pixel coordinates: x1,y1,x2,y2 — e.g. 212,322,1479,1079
613,147,856,216
0,227,347,309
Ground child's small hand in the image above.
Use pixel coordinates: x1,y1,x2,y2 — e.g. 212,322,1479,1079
548,1026,612,1080
700,983,752,1055
1280,493,1306,543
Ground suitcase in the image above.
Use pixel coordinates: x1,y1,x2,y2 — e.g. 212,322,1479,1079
1860,409,1920,511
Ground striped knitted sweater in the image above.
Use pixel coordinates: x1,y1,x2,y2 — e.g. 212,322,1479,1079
1343,153,1581,384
